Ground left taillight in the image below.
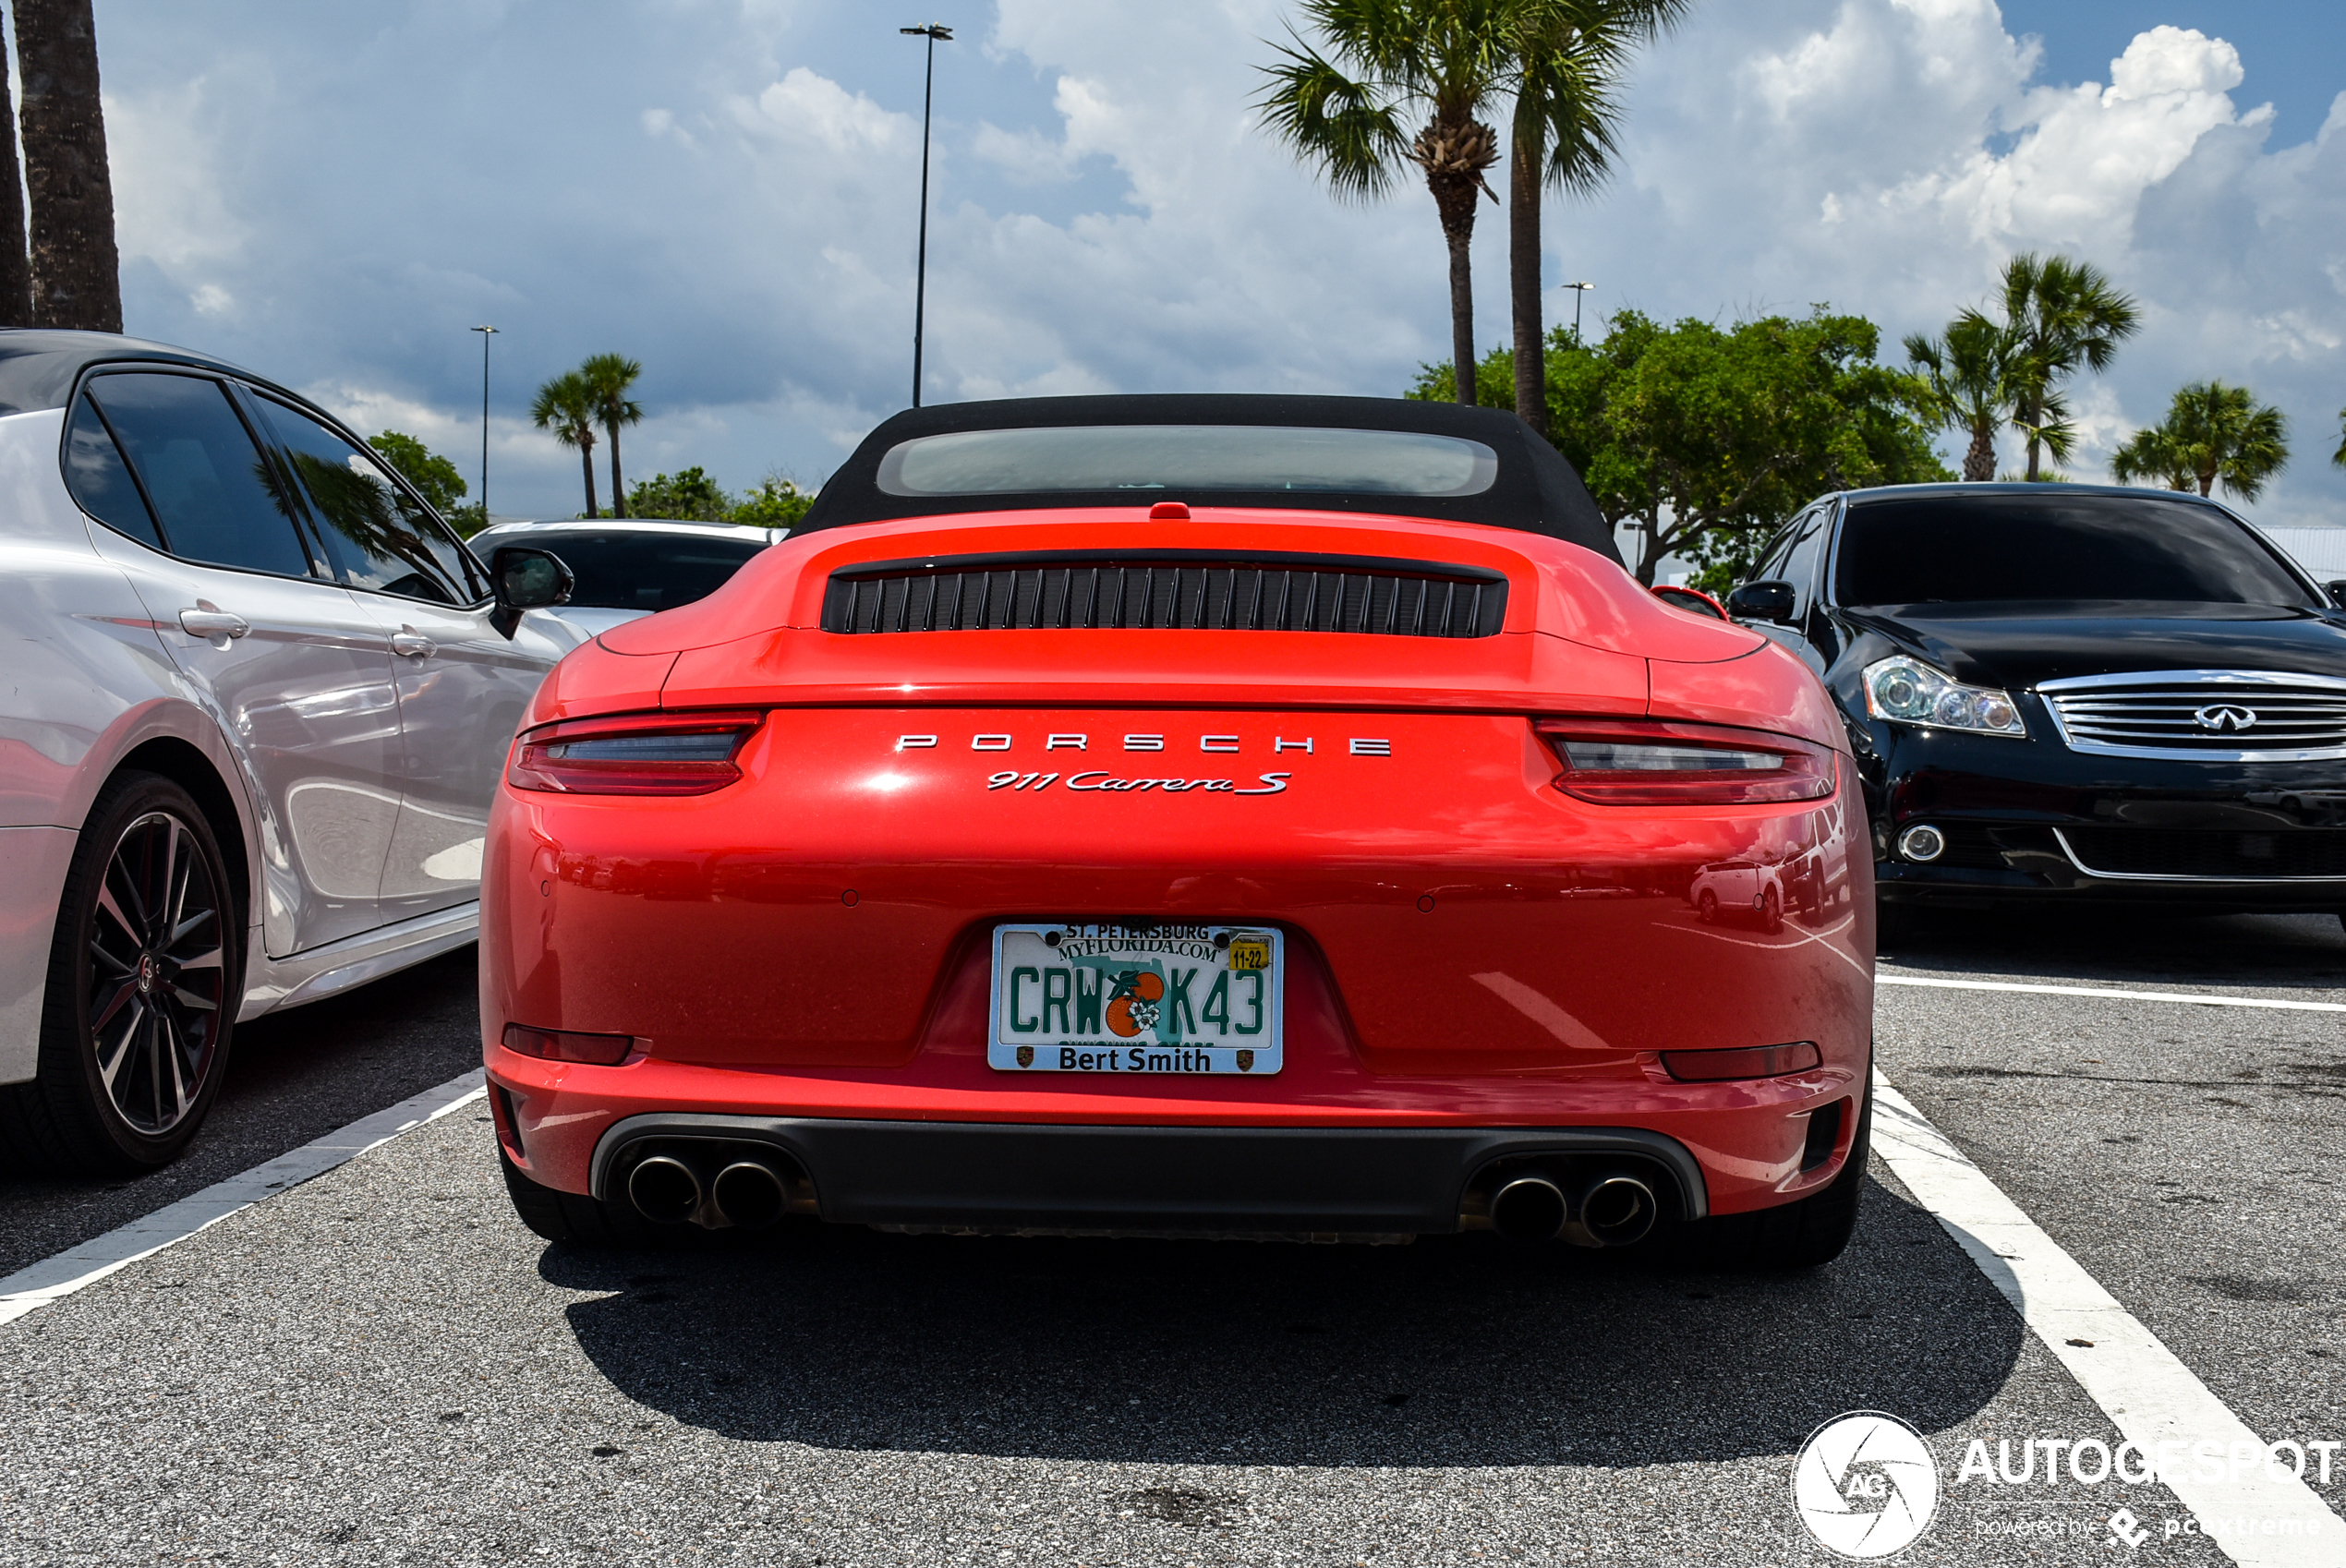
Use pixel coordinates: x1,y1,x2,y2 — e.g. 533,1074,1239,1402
506,710,764,797
1534,718,1835,805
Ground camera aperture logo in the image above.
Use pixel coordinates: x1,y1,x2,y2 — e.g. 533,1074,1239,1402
1794,1412,1941,1558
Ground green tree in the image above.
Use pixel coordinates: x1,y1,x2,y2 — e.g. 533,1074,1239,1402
1500,0,1688,436
627,465,732,522
729,473,815,528
366,430,468,515
530,371,599,518
2114,380,2289,501
1988,253,2139,480
2333,406,2345,469
1415,308,1949,585
581,353,644,518
1903,313,2016,482
1258,0,1510,405
2109,424,2194,492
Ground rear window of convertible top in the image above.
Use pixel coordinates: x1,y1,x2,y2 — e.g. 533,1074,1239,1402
874,424,1501,499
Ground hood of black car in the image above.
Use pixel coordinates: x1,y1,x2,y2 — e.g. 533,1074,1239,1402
1840,601,2346,689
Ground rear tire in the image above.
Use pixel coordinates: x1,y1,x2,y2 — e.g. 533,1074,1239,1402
1697,890,1718,923
1760,885,1784,934
499,1146,661,1248
0,771,240,1174
1660,1082,1871,1270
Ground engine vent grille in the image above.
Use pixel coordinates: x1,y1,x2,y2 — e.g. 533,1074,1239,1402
820,552,1509,639
2037,670,2346,762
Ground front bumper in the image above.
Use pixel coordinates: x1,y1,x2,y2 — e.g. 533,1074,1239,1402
1860,725,2346,909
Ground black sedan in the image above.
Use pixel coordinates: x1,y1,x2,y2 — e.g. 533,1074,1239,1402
1723,483,2346,929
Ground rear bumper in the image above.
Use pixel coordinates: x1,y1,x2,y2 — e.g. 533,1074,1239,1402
580,1114,1709,1236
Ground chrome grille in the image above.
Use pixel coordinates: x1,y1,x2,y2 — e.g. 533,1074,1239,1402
821,551,1508,638
2036,669,2346,762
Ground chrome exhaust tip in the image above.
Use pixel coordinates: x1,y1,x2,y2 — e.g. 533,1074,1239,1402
1489,1176,1568,1245
710,1159,789,1230
1561,1171,1658,1249
625,1152,704,1225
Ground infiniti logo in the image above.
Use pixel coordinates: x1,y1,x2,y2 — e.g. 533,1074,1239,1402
2194,704,2258,733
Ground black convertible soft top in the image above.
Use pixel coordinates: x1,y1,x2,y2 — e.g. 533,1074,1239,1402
793,393,1620,563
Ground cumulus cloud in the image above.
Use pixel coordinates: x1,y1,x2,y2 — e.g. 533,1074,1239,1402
95,0,2346,525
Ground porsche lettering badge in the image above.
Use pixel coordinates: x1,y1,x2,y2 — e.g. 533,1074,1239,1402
892,732,1393,792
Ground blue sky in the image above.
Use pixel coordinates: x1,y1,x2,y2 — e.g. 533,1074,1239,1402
94,1,2346,525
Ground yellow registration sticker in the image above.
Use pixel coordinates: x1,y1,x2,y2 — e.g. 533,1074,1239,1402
1227,936,1272,971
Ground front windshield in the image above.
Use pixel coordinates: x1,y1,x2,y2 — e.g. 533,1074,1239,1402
1834,494,2316,609
875,425,1499,498
510,530,768,612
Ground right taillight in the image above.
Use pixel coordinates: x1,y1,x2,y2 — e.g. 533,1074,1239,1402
1534,718,1835,805
506,710,763,796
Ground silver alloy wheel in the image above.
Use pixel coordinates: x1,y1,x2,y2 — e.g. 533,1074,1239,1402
87,809,228,1134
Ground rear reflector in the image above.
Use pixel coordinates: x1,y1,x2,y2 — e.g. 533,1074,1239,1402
506,710,763,796
1659,1042,1822,1082
502,1023,638,1067
1535,718,1834,805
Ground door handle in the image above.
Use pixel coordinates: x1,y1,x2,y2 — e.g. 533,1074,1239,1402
177,608,249,639
390,631,437,659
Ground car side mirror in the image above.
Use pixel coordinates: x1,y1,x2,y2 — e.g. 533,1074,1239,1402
2326,578,2346,610
490,546,574,637
1724,580,1796,623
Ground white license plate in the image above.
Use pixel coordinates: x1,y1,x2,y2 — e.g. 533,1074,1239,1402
987,922,1282,1074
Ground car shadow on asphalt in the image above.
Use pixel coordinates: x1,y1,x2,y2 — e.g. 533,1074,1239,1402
540,1176,2021,1467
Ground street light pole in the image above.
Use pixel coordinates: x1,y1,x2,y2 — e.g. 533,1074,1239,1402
470,324,498,524
901,23,953,409
1564,282,1593,343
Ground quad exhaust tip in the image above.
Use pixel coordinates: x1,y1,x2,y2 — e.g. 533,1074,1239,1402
626,1153,704,1225
710,1159,789,1229
1490,1176,1568,1245
1481,1164,1662,1249
624,1146,804,1229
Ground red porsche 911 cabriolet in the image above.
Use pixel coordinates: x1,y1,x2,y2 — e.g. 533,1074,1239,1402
481,394,1873,1267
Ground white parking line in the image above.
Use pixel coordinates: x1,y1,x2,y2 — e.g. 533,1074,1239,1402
1869,1069,2343,1565
1880,973,2346,1013
0,1068,485,1328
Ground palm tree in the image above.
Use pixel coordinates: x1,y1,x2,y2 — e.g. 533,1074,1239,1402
580,353,644,518
2109,425,2194,491
15,0,121,331
2333,406,2345,470
1904,312,2017,482
0,13,32,326
1500,0,1687,436
2116,380,2288,501
531,371,600,519
1991,253,2139,481
1259,0,1511,405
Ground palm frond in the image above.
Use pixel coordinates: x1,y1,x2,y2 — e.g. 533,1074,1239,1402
1254,37,1408,201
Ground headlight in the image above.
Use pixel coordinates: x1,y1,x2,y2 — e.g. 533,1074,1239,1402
1862,656,2026,737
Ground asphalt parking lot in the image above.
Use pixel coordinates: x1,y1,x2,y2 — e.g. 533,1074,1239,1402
2,910,2340,1566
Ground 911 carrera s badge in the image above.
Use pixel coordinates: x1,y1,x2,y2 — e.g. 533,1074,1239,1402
987,923,1284,1075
